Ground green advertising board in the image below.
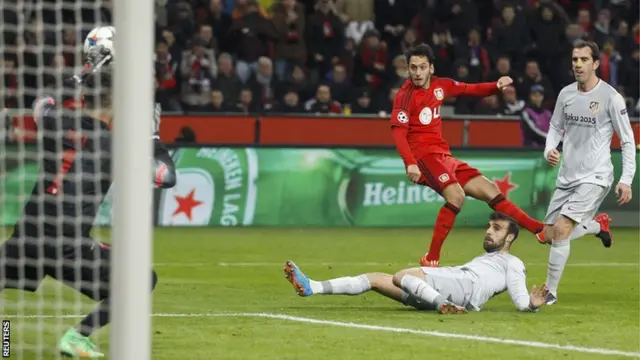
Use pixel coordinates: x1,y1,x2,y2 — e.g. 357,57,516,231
1,146,638,228
156,147,639,227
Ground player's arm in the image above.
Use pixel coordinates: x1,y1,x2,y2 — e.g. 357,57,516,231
151,103,176,189
608,93,637,187
506,260,548,312
543,90,566,160
441,78,500,98
390,89,417,168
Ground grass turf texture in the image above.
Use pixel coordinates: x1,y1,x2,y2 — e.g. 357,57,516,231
1,227,638,359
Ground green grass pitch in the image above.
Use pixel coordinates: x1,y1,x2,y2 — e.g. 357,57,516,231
1,227,638,359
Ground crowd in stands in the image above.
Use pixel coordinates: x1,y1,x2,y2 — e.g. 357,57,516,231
2,0,639,123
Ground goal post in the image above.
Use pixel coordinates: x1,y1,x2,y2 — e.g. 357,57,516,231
0,0,155,358
111,0,155,359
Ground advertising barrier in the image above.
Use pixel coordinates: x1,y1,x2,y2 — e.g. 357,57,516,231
2,146,638,228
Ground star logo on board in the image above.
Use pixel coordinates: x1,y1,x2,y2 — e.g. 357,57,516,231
493,172,518,198
172,189,203,221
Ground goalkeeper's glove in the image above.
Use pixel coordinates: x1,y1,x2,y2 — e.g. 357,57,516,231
65,45,113,88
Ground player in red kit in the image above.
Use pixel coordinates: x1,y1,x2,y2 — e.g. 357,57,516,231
391,44,544,266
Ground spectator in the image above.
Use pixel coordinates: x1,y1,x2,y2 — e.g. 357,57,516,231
155,40,182,111
491,3,531,69
352,30,388,98
327,63,353,105
431,27,456,78
273,89,305,113
452,62,480,114
202,0,233,53
180,38,217,112
215,52,243,105
387,54,408,88
621,48,639,101
1,56,18,109
576,8,592,35
306,0,345,81
592,8,612,46
456,26,491,80
305,83,342,114
500,85,525,116
378,86,400,116
278,64,314,102
520,84,551,148
614,20,632,57
600,37,623,88
474,94,501,115
195,89,232,112
439,0,479,41
271,0,306,80
516,59,554,107
246,56,280,111
485,55,518,82
411,0,437,45
350,88,377,114
234,87,260,113
229,0,279,82
530,3,566,75
373,0,416,55
198,24,219,53
168,2,197,49
399,28,418,57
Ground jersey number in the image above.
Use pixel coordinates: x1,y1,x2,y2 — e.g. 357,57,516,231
46,130,88,195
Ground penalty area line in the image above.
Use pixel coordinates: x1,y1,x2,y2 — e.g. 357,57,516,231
3,312,639,358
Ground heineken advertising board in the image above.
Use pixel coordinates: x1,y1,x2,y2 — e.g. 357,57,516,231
1,147,638,227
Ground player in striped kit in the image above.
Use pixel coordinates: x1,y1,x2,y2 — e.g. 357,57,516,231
539,40,636,305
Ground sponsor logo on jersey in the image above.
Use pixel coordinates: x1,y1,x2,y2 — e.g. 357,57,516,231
621,108,627,115
588,101,600,113
564,113,596,125
397,111,408,123
434,88,444,100
419,107,440,125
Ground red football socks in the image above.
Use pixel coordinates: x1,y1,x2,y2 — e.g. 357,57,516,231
489,194,544,234
426,202,460,262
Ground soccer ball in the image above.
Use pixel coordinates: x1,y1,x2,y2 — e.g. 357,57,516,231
83,26,116,58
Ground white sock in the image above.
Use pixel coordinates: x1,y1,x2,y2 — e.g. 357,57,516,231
546,239,571,296
311,275,371,295
399,275,446,307
569,220,601,241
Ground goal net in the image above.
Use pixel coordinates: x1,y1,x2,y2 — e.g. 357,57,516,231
0,0,154,359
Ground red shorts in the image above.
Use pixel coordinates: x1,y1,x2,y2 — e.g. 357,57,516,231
416,153,482,193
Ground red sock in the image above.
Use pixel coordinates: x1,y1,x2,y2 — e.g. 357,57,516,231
489,194,544,234
426,203,460,262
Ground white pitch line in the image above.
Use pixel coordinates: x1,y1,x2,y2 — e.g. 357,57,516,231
152,262,639,268
1,312,638,358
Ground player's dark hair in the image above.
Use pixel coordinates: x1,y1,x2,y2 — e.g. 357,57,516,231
405,43,435,64
489,212,519,241
573,39,600,61
83,71,112,109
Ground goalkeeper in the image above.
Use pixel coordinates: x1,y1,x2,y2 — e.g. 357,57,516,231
0,46,176,358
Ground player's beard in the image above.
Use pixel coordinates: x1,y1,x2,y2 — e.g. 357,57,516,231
483,236,505,253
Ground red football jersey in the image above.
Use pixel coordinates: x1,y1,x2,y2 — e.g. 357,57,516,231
390,77,498,166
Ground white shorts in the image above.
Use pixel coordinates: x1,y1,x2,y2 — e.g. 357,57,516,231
544,183,610,225
420,267,476,310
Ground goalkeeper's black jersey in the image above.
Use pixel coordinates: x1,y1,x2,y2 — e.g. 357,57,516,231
14,106,113,238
